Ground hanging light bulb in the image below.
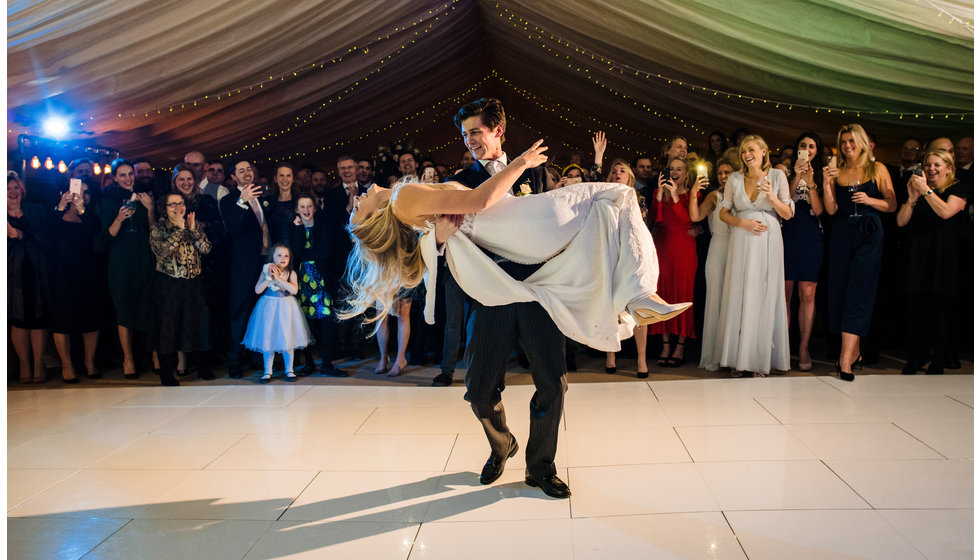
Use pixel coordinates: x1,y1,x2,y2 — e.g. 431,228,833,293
93,163,102,175
58,160,67,173
44,157,54,170
30,156,41,169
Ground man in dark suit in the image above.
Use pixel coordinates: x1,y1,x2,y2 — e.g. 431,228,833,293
441,97,570,498
219,160,268,378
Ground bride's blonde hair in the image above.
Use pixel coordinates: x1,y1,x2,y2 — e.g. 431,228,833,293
339,181,463,332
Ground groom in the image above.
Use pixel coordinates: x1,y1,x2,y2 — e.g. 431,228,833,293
439,98,570,498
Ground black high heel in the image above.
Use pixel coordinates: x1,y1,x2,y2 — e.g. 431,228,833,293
835,362,855,382
851,355,863,371
605,366,616,374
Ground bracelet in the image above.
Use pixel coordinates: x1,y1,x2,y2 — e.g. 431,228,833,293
925,189,933,196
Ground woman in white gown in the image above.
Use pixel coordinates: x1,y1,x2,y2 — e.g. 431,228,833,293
717,135,794,376
689,156,736,371
341,141,691,352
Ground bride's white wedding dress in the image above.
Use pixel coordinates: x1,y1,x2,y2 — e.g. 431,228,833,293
419,182,668,352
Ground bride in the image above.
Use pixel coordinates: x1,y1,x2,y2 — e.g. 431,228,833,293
341,141,690,352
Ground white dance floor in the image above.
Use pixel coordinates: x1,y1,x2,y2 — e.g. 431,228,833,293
7,375,973,559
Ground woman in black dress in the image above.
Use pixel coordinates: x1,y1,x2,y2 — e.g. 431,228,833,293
895,150,968,375
97,159,156,378
821,124,896,381
149,192,213,385
49,181,104,382
267,163,304,245
782,132,826,371
8,173,51,383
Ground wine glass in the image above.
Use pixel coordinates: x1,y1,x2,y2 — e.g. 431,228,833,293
123,199,139,232
848,182,861,218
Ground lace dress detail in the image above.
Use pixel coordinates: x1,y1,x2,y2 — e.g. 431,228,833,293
459,213,476,236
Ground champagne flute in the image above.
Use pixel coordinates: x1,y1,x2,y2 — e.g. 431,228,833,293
123,199,139,232
848,182,860,218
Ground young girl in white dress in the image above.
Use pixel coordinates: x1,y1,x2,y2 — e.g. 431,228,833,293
242,243,314,382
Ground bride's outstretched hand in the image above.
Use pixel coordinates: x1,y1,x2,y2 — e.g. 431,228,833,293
516,140,548,169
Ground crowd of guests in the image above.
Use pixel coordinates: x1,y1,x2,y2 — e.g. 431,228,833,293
7,125,973,386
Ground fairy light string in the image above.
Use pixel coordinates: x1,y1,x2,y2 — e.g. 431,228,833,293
493,3,971,121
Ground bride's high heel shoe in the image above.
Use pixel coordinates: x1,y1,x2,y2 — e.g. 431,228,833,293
626,295,692,326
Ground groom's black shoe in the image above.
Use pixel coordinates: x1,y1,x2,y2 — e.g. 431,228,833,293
524,470,571,499
480,436,518,485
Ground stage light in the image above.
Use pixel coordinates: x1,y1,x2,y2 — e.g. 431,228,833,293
42,116,70,139
44,157,54,170
93,163,102,175
58,160,67,173
30,156,40,169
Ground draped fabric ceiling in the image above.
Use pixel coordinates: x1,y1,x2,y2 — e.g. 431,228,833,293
7,0,974,173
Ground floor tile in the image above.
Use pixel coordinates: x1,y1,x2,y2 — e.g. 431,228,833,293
564,381,657,405
7,468,80,510
8,406,111,437
879,509,973,560
649,379,752,401
355,405,480,435
82,518,272,560
244,520,419,560
569,464,718,518
92,433,247,469
322,434,459,472
826,459,973,508
59,406,194,434
726,509,925,559
755,395,886,424
282,470,445,522
786,423,945,460
289,385,466,408
736,376,844,399
570,512,746,559
8,469,195,518
563,399,672,430
412,519,572,560
564,427,690,466
7,517,130,560
696,461,869,510
7,433,143,469
948,393,972,407
152,405,376,435
140,470,318,520
850,395,973,424
6,387,144,413
422,469,572,522
205,433,340,471
895,422,973,459
200,385,313,407
676,425,817,462
828,374,974,397
659,398,778,426
111,386,230,407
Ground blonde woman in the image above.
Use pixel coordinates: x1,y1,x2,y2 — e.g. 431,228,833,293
341,141,690,353
895,150,966,375
822,124,896,381
717,135,795,377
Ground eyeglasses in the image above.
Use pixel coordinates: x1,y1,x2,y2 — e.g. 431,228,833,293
166,201,186,208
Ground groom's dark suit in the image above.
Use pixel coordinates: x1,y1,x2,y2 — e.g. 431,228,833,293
446,160,567,481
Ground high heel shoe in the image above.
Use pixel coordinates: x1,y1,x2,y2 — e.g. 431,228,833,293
605,366,617,374
835,362,855,382
851,356,863,371
626,296,692,326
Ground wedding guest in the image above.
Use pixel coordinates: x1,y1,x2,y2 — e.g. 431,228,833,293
97,158,156,379
718,135,794,376
49,180,104,382
268,163,302,245
896,150,968,375
822,124,897,381
649,156,697,367
782,132,825,371
149,192,213,385
8,173,51,383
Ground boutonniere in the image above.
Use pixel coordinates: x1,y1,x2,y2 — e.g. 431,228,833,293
262,200,269,207
515,181,532,197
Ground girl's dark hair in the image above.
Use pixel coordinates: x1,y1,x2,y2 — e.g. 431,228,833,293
110,158,134,177
293,192,319,213
267,242,296,275
790,132,825,188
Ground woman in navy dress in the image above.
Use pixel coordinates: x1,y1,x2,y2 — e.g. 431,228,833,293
821,124,896,381
782,132,825,371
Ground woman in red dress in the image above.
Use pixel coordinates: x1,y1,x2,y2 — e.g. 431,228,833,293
649,156,698,367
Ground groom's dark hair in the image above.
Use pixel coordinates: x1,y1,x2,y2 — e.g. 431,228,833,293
454,98,506,140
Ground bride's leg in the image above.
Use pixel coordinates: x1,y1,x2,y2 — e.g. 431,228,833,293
388,299,411,377
375,314,390,374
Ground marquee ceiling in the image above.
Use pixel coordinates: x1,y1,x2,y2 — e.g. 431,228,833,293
7,0,974,171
